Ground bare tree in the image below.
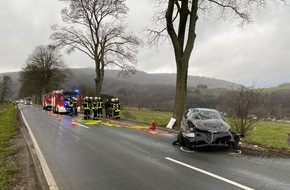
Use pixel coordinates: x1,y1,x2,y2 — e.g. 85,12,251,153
19,45,71,102
0,75,12,103
224,85,263,136
148,0,286,129
51,0,140,95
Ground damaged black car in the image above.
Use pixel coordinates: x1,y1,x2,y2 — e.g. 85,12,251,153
177,108,240,149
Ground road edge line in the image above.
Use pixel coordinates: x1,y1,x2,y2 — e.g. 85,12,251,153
20,109,59,190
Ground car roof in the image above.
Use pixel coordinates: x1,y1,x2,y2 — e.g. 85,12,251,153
188,108,218,112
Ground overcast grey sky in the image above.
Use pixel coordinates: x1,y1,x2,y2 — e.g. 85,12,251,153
1,0,289,87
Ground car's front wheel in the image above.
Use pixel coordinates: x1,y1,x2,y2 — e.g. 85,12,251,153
233,135,240,148
178,131,186,147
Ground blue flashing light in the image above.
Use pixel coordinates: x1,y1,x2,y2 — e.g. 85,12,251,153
64,102,69,108
74,89,79,94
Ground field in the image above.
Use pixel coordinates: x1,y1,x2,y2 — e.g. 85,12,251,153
121,107,290,152
244,121,290,151
121,107,173,127
0,105,17,189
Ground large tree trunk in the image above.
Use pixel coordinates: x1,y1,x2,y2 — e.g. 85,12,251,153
94,58,105,96
173,59,188,127
94,69,104,96
166,0,198,129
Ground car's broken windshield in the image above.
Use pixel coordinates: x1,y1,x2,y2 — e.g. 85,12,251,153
191,110,221,120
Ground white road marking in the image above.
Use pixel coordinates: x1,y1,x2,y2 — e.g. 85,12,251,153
165,157,255,190
75,122,89,129
50,113,89,129
20,110,59,190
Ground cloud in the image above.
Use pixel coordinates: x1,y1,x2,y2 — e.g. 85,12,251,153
0,0,289,87
0,0,63,72
187,3,290,87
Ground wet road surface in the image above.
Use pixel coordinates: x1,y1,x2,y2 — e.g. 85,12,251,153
20,105,290,190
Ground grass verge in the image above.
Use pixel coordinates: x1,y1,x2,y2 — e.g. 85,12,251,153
244,121,290,152
0,104,17,189
121,107,173,127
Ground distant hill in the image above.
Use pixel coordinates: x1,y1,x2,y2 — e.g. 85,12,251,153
68,68,241,89
1,68,240,100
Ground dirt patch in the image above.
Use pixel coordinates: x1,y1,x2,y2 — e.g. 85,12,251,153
238,142,290,158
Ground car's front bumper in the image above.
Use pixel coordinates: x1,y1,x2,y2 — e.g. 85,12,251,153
183,131,235,148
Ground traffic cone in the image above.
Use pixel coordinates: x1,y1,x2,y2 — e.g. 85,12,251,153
71,118,76,127
58,114,61,121
150,120,156,130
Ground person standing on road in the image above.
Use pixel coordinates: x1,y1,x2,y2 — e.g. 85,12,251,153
72,97,78,116
104,99,111,118
92,97,98,120
114,98,121,119
89,97,93,118
97,97,103,117
82,97,90,119
111,98,115,118
69,98,74,116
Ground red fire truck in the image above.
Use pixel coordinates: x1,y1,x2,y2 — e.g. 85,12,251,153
42,93,52,110
51,90,82,114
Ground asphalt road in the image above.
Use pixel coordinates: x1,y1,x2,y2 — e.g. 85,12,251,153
19,104,290,190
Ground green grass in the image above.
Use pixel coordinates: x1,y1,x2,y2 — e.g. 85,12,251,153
244,121,290,152
0,104,18,190
121,107,173,127
121,107,290,152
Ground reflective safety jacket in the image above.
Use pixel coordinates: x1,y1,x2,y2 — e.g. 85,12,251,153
115,103,120,112
92,101,98,110
97,101,103,109
82,101,90,110
69,101,74,108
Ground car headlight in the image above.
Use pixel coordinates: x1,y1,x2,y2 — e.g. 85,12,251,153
185,133,195,138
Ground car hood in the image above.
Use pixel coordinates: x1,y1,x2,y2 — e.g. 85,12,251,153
192,119,230,133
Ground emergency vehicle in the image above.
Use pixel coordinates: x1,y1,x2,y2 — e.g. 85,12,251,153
42,93,52,110
51,90,82,114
